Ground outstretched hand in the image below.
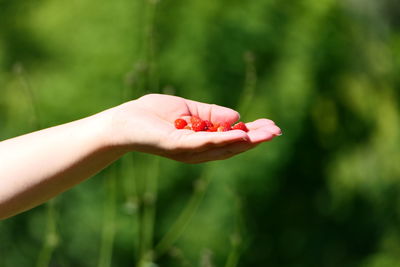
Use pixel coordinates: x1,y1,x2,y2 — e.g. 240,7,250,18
109,94,281,163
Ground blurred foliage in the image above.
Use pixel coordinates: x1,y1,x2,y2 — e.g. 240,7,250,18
1,0,400,266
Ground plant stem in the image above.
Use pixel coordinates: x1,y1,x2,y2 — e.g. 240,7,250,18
36,200,58,267
136,0,160,265
98,163,118,267
14,63,59,267
146,0,159,93
14,63,41,130
224,52,257,267
237,51,257,116
224,188,245,267
137,157,159,267
154,167,213,258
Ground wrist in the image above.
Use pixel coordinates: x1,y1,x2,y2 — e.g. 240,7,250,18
98,102,139,153
83,107,128,156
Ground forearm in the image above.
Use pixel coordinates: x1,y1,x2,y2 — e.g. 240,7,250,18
0,109,124,219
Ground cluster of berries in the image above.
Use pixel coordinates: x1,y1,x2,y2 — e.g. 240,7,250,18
174,116,249,132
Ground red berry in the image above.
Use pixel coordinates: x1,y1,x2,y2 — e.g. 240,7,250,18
192,120,207,131
207,123,219,132
190,116,202,125
174,118,188,129
217,122,231,132
232,122,249,132
203,120,213,130
175,116,249,133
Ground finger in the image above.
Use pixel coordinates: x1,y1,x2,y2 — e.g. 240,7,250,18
250,123,282,136
245,125,281,145
247,129,276,144
245,119,282,143
245,118,276,129
184,100,240,125
136,94,189,119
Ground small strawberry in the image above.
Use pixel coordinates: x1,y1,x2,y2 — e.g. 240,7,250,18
232,122,249,132
192,120,207,132
174,118,188,129
217,122,231,132
175,116,249,133
207,123,219,132
203,120,213,130
190,116,202,125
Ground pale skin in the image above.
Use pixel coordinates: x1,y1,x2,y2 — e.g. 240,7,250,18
0,94,281,220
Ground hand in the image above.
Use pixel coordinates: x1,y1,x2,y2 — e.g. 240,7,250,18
108,94,281,163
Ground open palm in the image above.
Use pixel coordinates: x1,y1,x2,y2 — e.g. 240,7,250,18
111,94,281,163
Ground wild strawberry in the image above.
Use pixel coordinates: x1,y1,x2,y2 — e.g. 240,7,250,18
174,118,188,129
217,122,231,132
192,120,207,132
203,120,213,130
207,123,219,132
175,116,249,133
232,122,249,132
190,116,202,125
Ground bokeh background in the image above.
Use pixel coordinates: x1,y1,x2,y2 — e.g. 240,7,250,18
1,0,400,266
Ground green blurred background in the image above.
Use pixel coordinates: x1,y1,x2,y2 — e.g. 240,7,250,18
1,0,400,266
